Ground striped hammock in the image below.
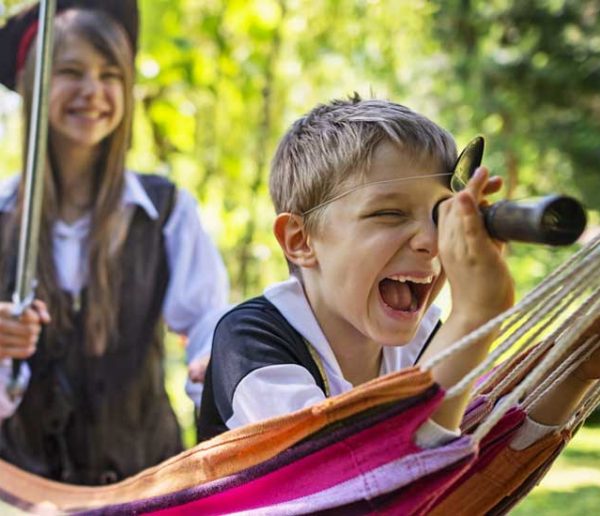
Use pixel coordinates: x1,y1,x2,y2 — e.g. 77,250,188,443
1,235,599,515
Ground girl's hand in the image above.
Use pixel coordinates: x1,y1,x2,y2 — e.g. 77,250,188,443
188,354,210,383
0,300,50,360
437,167,515,328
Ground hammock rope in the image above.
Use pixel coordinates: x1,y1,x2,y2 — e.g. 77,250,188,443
483,278,600,403
522,336,600,412
424,235,600,399
569,380,600,430
473,292,600,442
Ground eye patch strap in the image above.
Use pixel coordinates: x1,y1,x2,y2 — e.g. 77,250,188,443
301,173,453,216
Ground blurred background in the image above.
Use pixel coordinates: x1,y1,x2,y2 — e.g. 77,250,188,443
1,0,599,512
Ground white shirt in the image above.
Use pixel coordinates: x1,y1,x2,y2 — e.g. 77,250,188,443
0,172,229,419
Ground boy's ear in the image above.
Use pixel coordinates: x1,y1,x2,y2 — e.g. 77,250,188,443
273,213,318,268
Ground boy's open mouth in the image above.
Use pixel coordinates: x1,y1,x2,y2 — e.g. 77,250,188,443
379,274,434,312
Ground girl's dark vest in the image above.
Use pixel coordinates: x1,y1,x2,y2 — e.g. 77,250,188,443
0,174,183,485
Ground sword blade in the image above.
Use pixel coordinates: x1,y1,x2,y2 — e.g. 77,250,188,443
12,0,56,315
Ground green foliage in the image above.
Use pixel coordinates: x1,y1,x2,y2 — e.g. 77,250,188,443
430,0,600,208
129,0,443,299
1,1,597,299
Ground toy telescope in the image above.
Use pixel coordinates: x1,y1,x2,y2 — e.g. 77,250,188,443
433,136,587,246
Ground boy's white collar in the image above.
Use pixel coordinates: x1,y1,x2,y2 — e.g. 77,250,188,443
264,276,344,379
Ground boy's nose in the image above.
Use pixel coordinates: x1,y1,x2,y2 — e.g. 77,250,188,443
410,220,439,257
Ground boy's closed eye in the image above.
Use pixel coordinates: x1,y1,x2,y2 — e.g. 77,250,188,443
368,209,410,219
362,209,413,225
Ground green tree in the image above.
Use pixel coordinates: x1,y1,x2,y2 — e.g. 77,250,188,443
132,0,437,299
429,0,599,291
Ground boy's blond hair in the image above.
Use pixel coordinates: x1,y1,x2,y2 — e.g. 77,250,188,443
269,94,457,234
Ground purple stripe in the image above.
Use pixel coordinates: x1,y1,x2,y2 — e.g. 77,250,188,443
311,452,475,516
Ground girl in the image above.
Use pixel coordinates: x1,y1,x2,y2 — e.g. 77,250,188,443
0,2,229,485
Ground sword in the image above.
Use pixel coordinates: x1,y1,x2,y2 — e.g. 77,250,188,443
7,0,56,400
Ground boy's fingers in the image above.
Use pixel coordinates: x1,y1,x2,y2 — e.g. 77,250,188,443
457,191,479,216
465,167,489,200
482,176,503,195
457,192,489,255
436,195,455,223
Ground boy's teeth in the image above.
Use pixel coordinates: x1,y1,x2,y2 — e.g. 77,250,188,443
388,274,433,284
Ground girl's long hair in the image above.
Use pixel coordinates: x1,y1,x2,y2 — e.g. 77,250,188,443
3,9,135,356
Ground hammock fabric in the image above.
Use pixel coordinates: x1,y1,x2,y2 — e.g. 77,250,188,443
488,434,568,515
0,371,573,516
0,368,436,513
93,387,446,514
430,430,567,515
1,237,598,515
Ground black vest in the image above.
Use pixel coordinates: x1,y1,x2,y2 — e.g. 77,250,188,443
0,174,183,485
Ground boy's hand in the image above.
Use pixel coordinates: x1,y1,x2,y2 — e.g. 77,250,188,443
437,167,515,328
574,345,600,381
527,340,600,426
0,300,50,360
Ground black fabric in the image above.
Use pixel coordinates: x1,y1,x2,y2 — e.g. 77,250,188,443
0,173,183,485
0,0,138,91
196,296,327,442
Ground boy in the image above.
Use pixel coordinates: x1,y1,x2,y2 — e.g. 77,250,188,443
196,96,515,441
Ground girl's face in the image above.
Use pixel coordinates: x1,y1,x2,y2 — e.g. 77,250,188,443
48,32,125,153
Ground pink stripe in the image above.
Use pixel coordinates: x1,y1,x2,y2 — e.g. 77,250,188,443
153,390,444,515
244,436,475,514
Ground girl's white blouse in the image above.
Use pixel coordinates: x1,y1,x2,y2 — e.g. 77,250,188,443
0,172,229,418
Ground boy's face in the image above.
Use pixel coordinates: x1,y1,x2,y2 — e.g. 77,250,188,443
305,140,451,348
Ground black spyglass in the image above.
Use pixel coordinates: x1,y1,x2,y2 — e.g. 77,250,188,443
433,136,586,246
